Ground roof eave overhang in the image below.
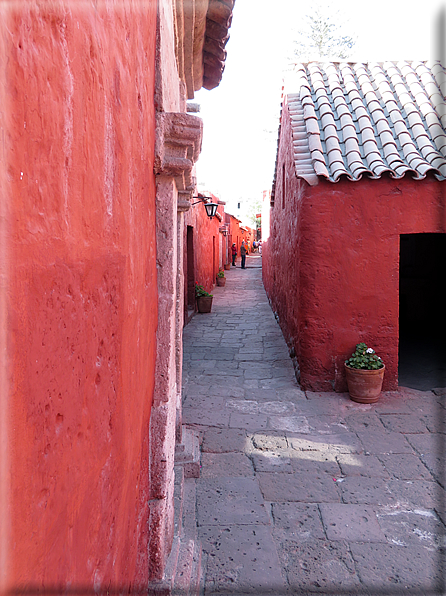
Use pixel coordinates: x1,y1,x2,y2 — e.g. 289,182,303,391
174,0,235,99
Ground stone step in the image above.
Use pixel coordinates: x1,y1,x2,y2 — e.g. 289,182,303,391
172,539,195,594
173,538,203,596
173,477,203,596
148,459,202,595
148,536,180,596
189,540,204,596
175,426,201,478
173,465,185,538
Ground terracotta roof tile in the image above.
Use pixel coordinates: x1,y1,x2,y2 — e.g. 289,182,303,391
283,61,446,184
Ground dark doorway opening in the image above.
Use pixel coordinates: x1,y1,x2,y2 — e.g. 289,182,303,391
399,233,446,390
186,226,195,316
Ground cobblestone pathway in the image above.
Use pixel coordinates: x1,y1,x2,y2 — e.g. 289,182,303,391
181,254,446,595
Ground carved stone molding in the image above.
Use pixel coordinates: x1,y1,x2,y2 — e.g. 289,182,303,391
177,191,192,212
154,112,203,200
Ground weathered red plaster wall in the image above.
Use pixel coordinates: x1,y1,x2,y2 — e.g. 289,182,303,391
264,101,446,393
263,102,303,368
1,2,157,592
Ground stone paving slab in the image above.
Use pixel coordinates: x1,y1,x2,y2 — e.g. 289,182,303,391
405,432,445,458
379,413,430,433
373,397,415,414
289,455,341,476
250,432,288,451
421,413,447,433
349,542,445,593
342,411,387,432
209,385,245,398
199,524,287,595
259,378,298,390
182,407,230,428
276,538,365,593
376,507,446,550
319,503,387,542
377,452,435,480
337,453,389,478
274,386,307,401
356,429,416,454
201,428,248,453
224,399,258,414
211,367,244,378
268,415,311,433
182,395,226,410
288,432,364,454
387,479,445,510
305,415,351,434
200,452,254,478
258,400,297,415
250,451,294,473
339,477,395,505
271,502,326,539
258,471,341,503
228,412,269,430
196,477,270,526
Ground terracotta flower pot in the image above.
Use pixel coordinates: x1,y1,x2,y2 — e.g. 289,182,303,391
344,363,385,404
224,263,231,270
216,277,226,287
196,296,213,313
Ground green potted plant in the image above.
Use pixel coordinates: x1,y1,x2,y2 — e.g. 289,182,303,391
195,282,213,313
344,342,385,403
216,268,226,287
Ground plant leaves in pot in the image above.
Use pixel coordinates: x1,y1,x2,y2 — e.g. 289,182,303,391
216,269,226,286
344,342,385,404
195,282,213,313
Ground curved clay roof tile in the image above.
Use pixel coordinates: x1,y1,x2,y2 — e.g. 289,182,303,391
282,61,445,185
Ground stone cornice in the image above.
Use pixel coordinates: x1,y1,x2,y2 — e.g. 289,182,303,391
154,112,203,202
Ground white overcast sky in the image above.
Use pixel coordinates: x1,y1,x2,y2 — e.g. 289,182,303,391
194,0,445,212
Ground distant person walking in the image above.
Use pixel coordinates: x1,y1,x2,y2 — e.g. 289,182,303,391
240,241,247,269
231,243,237,266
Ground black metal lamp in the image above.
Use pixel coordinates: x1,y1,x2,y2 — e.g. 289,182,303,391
191,195,219,220
203,201,218,219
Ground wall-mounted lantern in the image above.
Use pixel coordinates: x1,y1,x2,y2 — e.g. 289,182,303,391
191,195,219,219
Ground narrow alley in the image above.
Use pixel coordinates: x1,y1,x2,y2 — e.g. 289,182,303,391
181,254,445,595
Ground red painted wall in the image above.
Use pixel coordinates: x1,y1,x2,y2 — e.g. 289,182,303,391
184,196,223,296
1,3,157,592
227,215,254,262
263,101,446,393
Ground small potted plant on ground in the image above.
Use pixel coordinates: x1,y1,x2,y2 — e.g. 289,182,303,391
195,282,213,313
344,342,385,404
224,262,231,271
216,268,226,287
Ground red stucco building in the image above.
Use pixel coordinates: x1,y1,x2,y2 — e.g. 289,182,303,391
263,61,446,393
0,0,235,593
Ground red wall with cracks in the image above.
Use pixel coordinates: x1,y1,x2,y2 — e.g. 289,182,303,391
1,3,157,592
263,103,445,393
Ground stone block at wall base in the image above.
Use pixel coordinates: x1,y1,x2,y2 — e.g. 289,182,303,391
175,427,201,478
148,460,203,595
